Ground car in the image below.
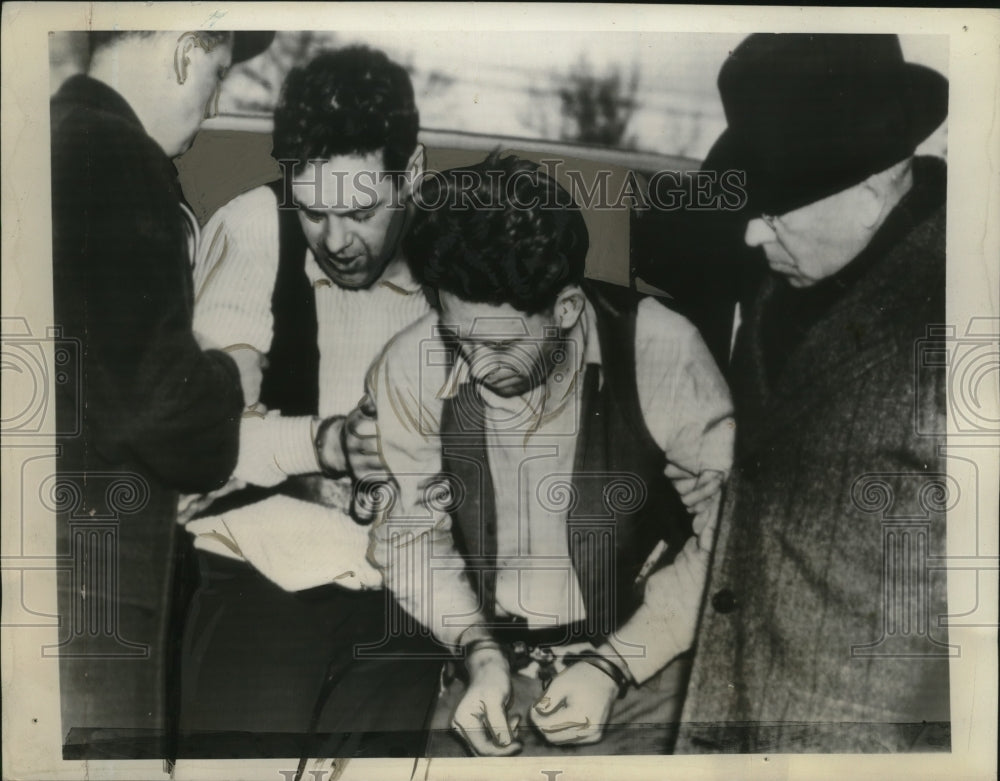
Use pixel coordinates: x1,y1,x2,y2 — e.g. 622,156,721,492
178,115,747,368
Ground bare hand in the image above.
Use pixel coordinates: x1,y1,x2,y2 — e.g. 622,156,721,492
680,469,725,516
177,476,247,524
224,345,265,408
315,396,386,477
452,648,522,756
530,658,619,746
342,393,384,480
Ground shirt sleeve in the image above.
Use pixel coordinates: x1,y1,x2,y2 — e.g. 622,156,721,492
364,317,490,650
192,186,280,361
602,298,735,683
188,187,320,483
232,412,321,486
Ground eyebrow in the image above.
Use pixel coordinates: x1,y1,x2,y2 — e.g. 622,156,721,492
451,331,524,346
292,197,382,216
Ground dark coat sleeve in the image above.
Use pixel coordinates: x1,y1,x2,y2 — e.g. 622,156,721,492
51,106,243,493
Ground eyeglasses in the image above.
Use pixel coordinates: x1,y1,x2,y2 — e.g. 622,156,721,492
760,213,778,230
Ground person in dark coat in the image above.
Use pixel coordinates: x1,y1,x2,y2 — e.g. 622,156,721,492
50,29,273,757
674,34,951,754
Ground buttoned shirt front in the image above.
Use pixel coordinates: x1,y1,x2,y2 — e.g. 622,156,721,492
438,301,599,627
368,293,735,682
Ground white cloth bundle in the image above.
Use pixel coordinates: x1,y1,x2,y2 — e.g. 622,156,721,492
185,493,384,592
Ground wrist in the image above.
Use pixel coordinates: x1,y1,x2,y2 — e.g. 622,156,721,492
456,623,492,650
564,649,630,699
467,645,508,673
314,415,347,476
461,635,509,675
596,641,634,683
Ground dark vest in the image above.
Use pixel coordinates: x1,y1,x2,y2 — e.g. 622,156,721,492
259,179,319,416
439,281,692,643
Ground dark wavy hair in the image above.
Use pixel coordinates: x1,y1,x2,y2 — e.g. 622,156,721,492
272,46,419,174
406,152,590,314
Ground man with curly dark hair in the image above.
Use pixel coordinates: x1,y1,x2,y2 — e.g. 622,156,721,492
176,46,443,758
365,152,735,755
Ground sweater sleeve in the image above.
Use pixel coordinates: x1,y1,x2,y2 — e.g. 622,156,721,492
364,317,490,650
51,109,244,493
189,187,326,485
192,186,280,359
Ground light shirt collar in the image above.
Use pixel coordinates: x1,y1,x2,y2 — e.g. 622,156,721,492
304,252,423,295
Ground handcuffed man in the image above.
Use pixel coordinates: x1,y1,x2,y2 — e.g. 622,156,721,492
365,152,734,756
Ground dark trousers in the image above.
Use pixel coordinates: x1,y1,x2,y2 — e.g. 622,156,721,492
178,551,445,758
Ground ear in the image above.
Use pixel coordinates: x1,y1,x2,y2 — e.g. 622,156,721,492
173,31,203,86
553,286,586,332
398,143,426,201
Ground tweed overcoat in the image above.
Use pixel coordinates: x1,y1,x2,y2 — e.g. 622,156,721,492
676,157,950,753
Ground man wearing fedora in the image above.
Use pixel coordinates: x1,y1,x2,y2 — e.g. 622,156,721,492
674,34,951,753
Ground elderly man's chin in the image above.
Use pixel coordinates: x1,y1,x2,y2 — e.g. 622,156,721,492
779,266,822,288
765,256,811,288
783,273,813,288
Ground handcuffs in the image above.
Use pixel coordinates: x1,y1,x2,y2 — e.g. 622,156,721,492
460,637,630,698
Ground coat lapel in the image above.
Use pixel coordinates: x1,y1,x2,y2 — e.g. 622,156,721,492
735,236,911,460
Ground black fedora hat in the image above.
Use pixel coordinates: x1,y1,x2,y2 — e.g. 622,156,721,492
703,34,948,216
231,31,275,64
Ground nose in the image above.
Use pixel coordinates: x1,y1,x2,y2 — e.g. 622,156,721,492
323,217,351,256
465,345,500,376
744,217,776,248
